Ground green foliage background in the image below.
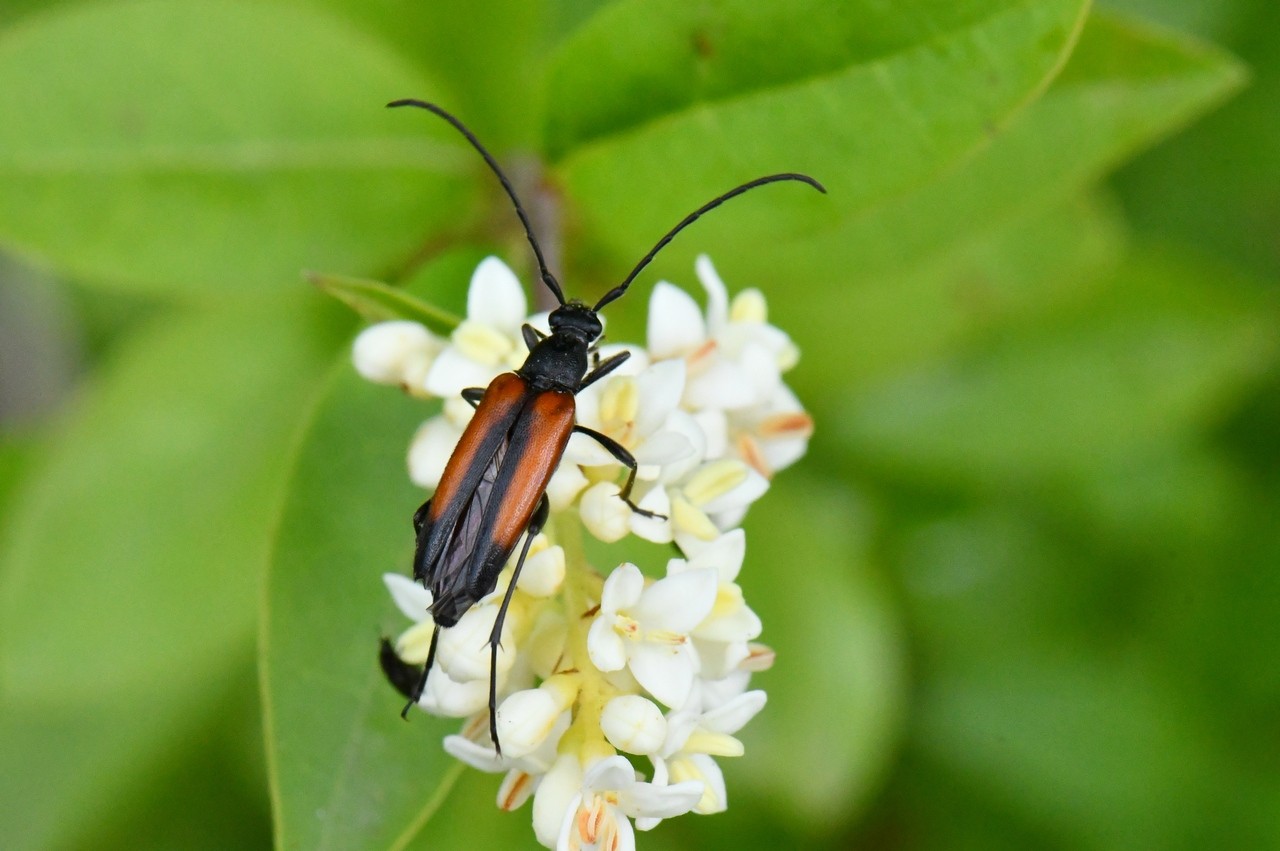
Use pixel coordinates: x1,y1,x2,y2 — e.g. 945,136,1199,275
1,0,1276,848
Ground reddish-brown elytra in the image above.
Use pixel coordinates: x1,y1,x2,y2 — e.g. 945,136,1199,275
382,99,824,753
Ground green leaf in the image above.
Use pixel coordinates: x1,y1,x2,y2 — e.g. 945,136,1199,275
671,11,1246,392
0,0,472,297
263,363,459,851
733,474,907,832
757,11,1245,287
308,271,462,334
790,192,1126,395
916,651,1221,848
837,248,1277,486
1111,0,1280,281
1,301,338,700
0,301,336,846
547,0,1089,290
298,0,551,149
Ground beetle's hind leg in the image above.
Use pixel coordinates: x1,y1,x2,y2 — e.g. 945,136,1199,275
399,624,440,720
485,495,550,754
572,425,667,519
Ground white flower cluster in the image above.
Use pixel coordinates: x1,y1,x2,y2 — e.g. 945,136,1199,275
356,256,811,849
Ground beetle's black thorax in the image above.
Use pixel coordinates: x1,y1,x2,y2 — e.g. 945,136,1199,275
517,301,600,392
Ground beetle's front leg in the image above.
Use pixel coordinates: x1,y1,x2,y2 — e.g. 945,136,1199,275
572,425,665,519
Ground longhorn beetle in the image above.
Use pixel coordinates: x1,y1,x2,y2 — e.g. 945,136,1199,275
382,99,824,753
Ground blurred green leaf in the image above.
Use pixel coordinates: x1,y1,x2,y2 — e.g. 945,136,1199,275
0,0,470,297
0,659,273,851
1,299,338,701
1112,0,1280,280
308,271,462,334
294,0,549,149
732,474,907,833
548,0,1089,291
755,11,1244,291
790,192,1126,397
916,651,1218,849
401,768,540,850
838,249,1276,487
263,363,459,851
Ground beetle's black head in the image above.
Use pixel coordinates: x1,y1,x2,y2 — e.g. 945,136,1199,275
548,301,603,343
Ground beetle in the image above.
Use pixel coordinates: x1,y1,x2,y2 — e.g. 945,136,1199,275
382,99,824,752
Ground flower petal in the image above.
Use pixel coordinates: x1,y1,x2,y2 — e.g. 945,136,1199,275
633,430,694,468
352,321,437,387
424,346,500,397
518,544,565,598
383,573,433,622
581,754,641,793
627,642,696,709
563,430,618,467
496,689,567,759
468,256,527,333
633,359,686,436
631,568,717,634
699,467,768,515
536,756,583,848
546,462,590,511
647,282,705,359
407,415,462,489
683,528,746,582
702,689,767,735
497,769,539,812
619,776,704,820
694,254,729,333
601,695,668,756
443,733,505,773
601,562,644,612
587,617,627,673
580,482,631,543
628,487,673,545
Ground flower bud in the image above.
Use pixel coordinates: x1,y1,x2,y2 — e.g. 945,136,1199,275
601,695,668,755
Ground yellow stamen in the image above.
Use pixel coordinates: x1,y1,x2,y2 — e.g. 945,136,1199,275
758,411,814,440
683,459,749,505
671,495,720,541
685,729,744,757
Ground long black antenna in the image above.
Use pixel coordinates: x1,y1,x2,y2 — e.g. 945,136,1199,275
594,173,826,311
388,99,566,305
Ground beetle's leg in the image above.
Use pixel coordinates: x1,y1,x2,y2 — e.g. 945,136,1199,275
461,387,485,409
578,350,630,392
521,323,545,351
401,623,441,720
485,494,550,754
572,425,666,519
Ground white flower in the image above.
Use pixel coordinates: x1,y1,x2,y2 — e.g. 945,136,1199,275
600,695,668,756
587,563,717,708
444,709,571,812
352,320,443,393
567,359,696,478
668,529,761,678
555,756,703,850
579,456,768,545
645,255,811,477
637,686,767,828
495,674,581,759
423,256,531,397
407,415,465,489
362,254,798,849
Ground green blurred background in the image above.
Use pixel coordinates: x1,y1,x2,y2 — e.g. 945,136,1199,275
1,0,1277,848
